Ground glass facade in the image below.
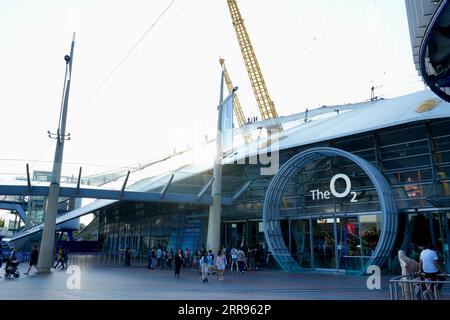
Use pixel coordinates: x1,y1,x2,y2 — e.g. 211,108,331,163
95,118,450,274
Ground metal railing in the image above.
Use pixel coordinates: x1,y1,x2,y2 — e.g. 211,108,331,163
68,251,146,268
389,273,450,300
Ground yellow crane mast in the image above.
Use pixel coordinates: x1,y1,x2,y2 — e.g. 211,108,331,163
226,0,283,133
219,58,253,144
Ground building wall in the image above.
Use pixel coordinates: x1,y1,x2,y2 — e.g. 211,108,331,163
96,118,450,273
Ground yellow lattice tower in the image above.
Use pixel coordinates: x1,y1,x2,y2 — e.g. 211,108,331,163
226,0,283,134
220,58,253,144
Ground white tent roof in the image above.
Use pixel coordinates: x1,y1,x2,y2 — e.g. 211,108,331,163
9,89,450,241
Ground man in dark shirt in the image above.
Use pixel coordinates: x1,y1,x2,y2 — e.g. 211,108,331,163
25,244,39,275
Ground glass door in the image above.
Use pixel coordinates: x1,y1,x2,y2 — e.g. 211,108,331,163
409,211,450,272
290,219,312,269
312,218,336,269
337,216,361,271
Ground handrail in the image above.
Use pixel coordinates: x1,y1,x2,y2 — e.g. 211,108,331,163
389,273,449,300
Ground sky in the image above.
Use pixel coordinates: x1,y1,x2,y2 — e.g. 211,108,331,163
0,0,424,182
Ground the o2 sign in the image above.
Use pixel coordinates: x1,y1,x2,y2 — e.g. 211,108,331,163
310,173,358,202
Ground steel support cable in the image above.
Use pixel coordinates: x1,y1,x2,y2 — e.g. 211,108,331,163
83,0,177,106
263,147,398,274
28,1,178,171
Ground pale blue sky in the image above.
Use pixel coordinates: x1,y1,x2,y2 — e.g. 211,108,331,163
0,0,423,179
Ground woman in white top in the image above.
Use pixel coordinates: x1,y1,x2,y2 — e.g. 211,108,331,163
398,250,419,300
216,250,227,281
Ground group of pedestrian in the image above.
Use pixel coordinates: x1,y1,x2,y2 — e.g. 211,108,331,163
146,247,173,270
192,248,227,282
120,243,265,284
1,244,69,276
398,243,447,299
153,246,228,282
228,245,263,273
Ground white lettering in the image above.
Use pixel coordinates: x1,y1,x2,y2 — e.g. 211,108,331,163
366,265,381,290
330,174,351,198
66,265,81,290
179,305,212,317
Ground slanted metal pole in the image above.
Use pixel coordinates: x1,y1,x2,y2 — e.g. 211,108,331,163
197,177,214,201
26,163,32,193
120,170,130,196
38,33,75,273
160,174,174,199
76,167,82,193
206,67,225,256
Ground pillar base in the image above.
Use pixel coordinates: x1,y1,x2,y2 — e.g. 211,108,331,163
37,267,52,274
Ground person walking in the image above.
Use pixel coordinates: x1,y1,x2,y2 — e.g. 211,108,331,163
24,245,39,275
248,248,256,271
216,250,227,281
123,247,131,268
398,250,420,300
161,248,167,269
147,248,153,270
151,247,157,269
207,250,215,275
156,247,162,270
174,249,183,278
54,247,64,269
167,249,173,268
61,248,68,269
420,244,446,298
200,250,209,283
184,248,190,268
230,246,238,271
237,247,246,275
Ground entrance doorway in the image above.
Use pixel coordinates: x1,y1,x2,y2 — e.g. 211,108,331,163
409,211,450,272
290,214,381,272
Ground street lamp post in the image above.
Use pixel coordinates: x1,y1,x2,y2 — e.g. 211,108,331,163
37,33,75,273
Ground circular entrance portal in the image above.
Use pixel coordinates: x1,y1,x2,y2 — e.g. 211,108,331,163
263,147,398,274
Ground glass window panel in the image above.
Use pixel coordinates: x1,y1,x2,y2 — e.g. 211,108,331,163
378,125,427,146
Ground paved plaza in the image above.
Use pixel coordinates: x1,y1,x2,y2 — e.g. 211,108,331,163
0,261,425,300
